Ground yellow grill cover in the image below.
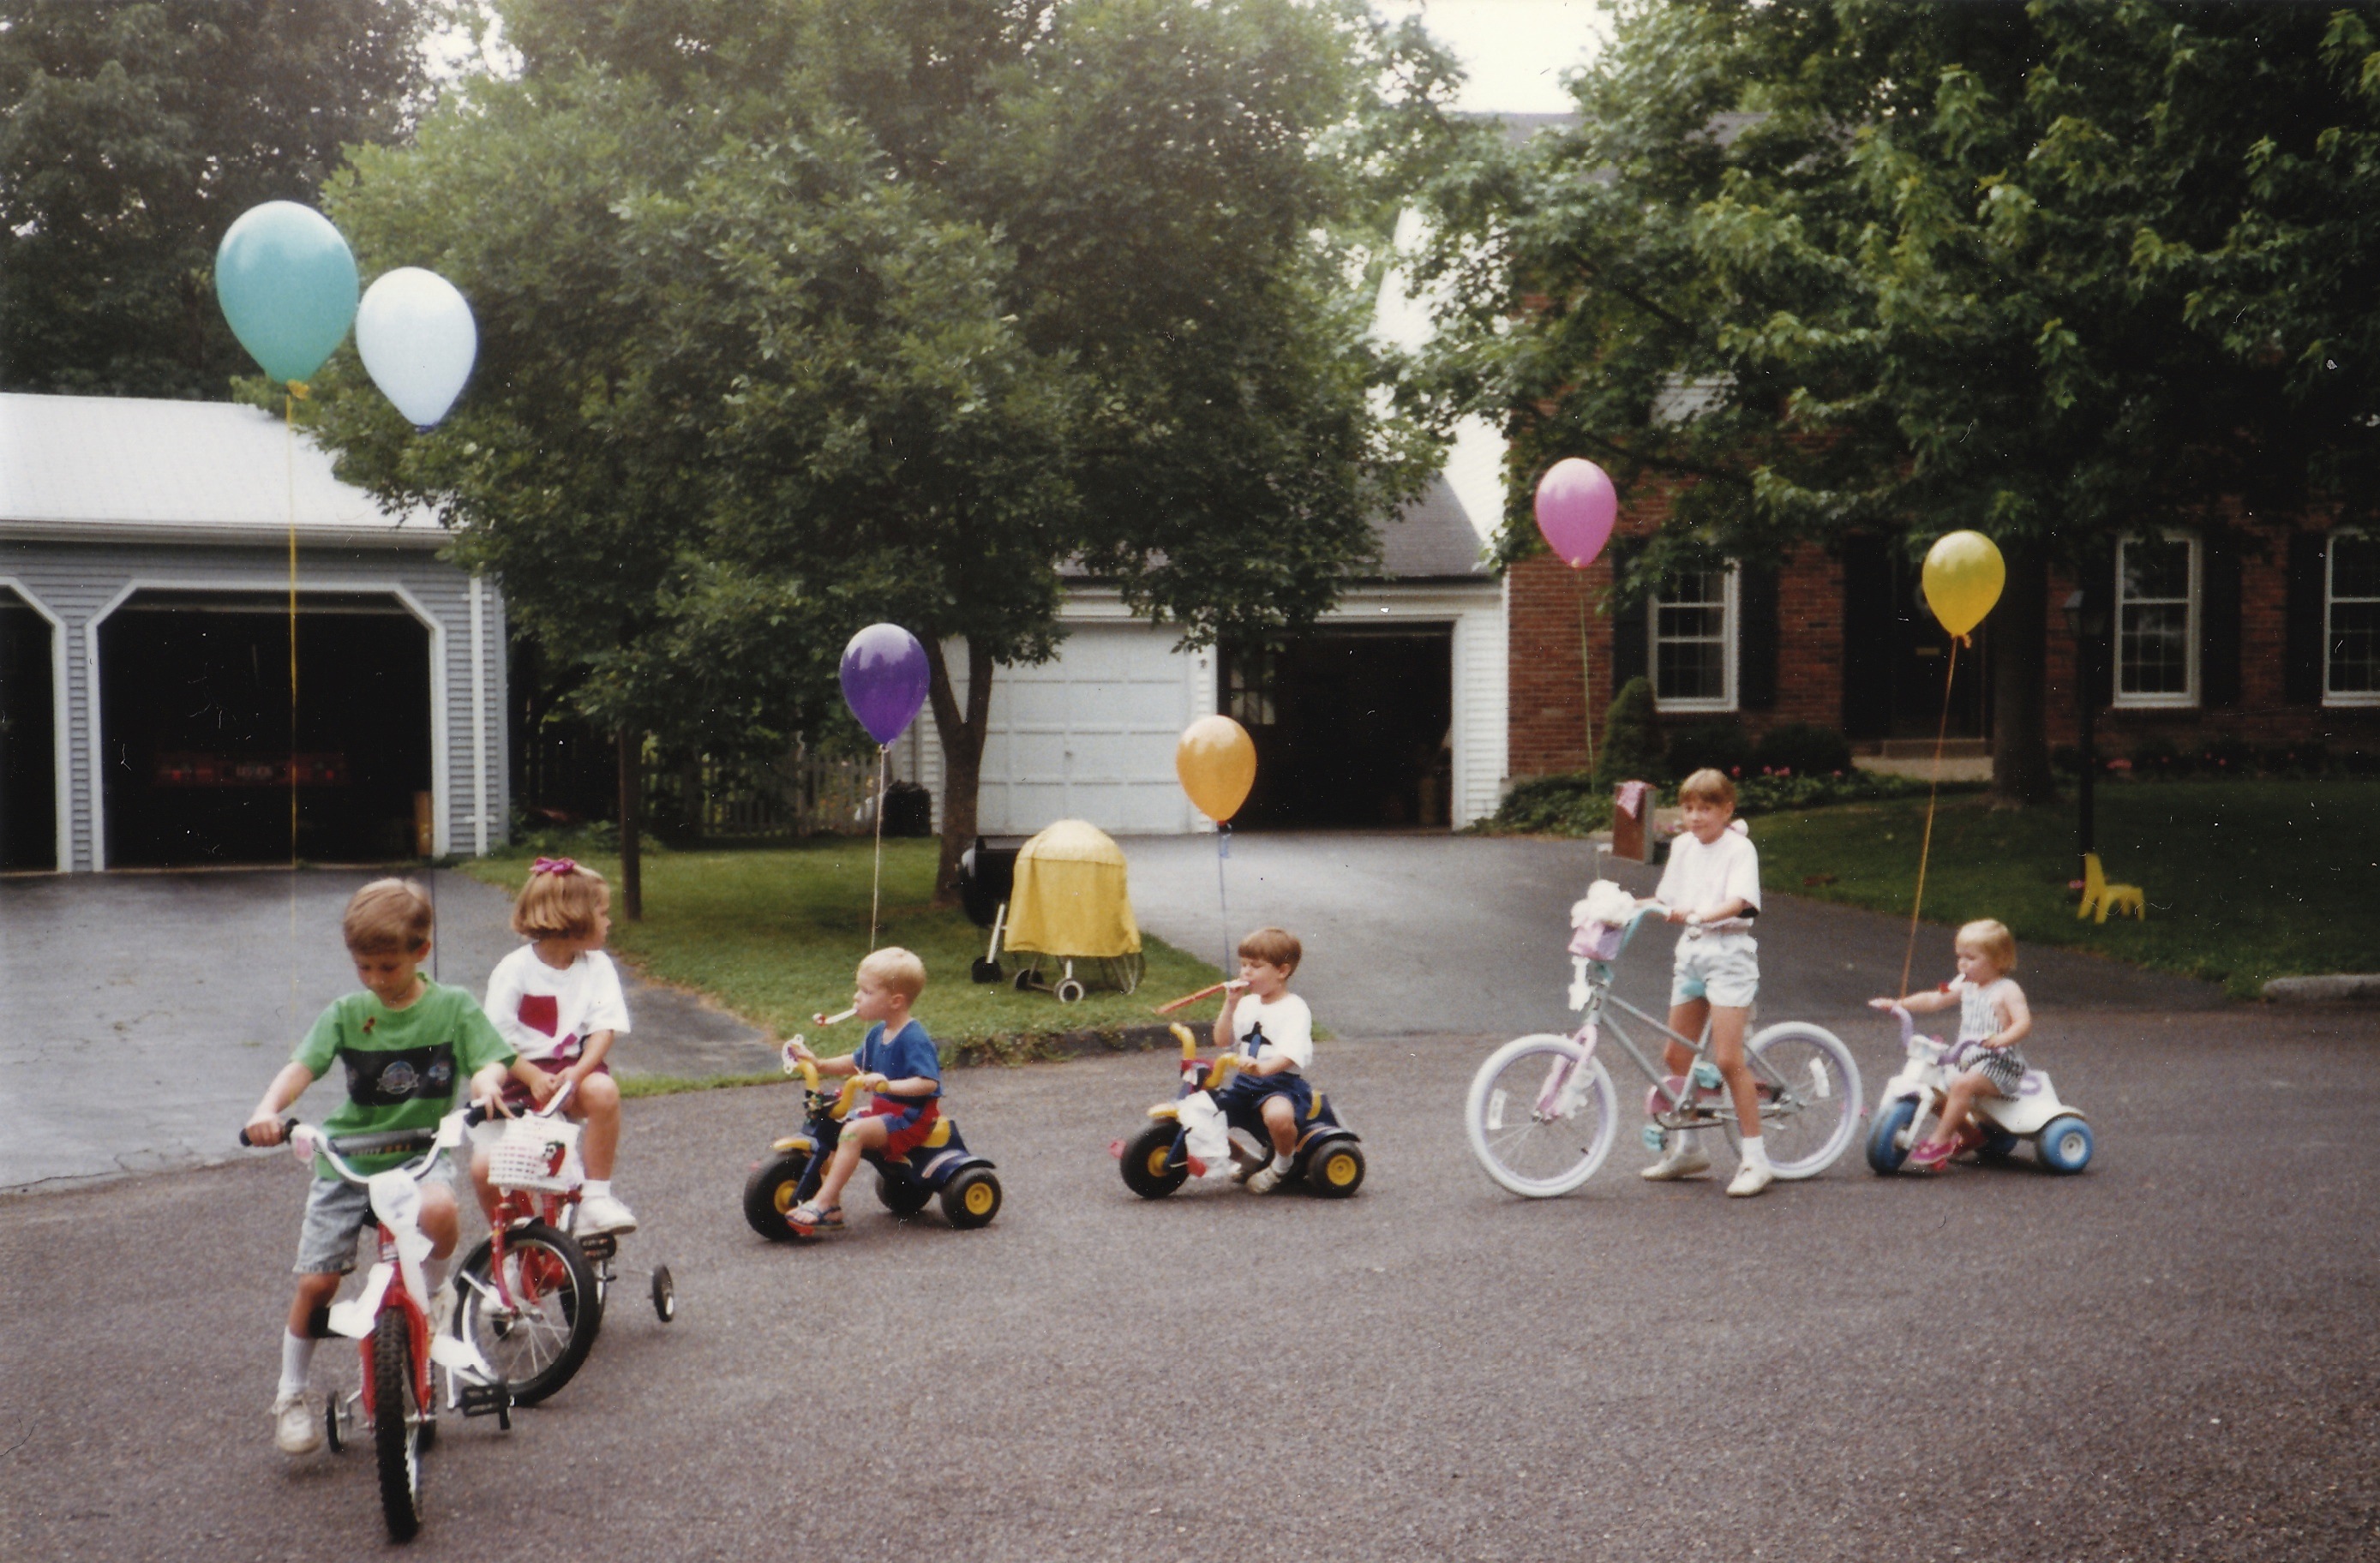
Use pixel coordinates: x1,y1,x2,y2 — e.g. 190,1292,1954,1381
1001,819,1142,959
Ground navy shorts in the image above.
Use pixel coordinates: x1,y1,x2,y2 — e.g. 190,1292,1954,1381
1217,1071,1314,1133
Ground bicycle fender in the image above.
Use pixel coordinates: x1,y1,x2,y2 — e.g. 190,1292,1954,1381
327,1262,394,1339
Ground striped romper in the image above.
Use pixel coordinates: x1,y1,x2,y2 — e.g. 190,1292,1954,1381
1953,977,2026,1094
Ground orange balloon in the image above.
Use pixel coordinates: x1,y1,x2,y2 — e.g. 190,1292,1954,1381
1175,715,1256,823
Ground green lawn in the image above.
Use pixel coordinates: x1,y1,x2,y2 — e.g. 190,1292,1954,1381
465,840,1221,1057
1745,780,2380,998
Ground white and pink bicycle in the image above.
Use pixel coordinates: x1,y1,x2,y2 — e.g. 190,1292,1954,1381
1464,891,1864,1198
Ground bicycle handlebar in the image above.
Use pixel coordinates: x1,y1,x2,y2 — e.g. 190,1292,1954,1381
238,1117,300,1148
240,1100,493,1183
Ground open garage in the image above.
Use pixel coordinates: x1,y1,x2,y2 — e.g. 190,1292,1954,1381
97,591,433,867
1,392,508,871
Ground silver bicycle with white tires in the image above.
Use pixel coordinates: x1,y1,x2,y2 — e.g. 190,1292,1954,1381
1465,902,1863,1197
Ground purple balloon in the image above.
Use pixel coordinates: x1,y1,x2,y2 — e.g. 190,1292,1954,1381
1534,458,1618,569
840,624,931,746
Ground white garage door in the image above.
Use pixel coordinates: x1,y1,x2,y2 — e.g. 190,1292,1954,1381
974,624,1202,835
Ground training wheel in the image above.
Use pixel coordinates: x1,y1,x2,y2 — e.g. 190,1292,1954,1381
1055,978,1087,1004
651,1265,676,1322
324,1394,345,1453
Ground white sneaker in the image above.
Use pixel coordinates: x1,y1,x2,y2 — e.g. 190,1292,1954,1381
576,1192,638,1236
1244,1161,1286,1194
1640,1143,1712,1181
1727,1161,1775,1198
273,1390,323,1455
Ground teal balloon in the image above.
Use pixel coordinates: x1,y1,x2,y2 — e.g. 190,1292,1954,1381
214,202,359,384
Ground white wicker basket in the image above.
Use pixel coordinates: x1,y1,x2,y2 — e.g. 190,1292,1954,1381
486,1117,583,1193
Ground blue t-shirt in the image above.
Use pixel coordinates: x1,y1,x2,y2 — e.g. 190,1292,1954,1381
856,1019,941,1107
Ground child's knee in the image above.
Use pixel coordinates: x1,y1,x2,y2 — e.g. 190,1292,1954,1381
1261,1096,1293,1127
575,1073,621,1115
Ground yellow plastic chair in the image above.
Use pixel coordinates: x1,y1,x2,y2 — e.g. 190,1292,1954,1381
2077,853,2145,923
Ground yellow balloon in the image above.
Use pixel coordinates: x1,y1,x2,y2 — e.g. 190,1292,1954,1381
1175,714,1256,823
1921,530,2006,638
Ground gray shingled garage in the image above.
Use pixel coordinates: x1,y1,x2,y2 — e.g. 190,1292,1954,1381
0,393,507,871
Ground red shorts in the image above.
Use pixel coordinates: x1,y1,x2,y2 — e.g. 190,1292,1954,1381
866,1098,940,1159
501,1055,611,1111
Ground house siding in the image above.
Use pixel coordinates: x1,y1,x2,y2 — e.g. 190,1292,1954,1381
0,537,506,871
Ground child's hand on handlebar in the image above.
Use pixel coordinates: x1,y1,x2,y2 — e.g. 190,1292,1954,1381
243,1111,285,1148
853,1071,888,1092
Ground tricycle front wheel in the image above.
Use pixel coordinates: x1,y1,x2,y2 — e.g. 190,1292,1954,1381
742,1152,814,1243
1120,1121,1189,1200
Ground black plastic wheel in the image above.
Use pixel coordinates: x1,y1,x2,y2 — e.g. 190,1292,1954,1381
742,1152,813,1243
877,1171,934,1218
323,1393,344,1454
453,1222,601,1407
373,1308,424,1542
1976,1129,2022,1164
1119,1121,1189,1200
1012,968,1035,992
971,957,1002,983
941,1167,1003,1229
1305,1138,1366,1198
651,1265,676,1322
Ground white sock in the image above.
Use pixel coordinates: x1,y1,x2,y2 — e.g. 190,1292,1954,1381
1740,1135,1769,1173
425,1255,447,1294
583,1179,611,1199
1666,1130,1696,1159
279,1331,315,1399
1269,1153,1293,1173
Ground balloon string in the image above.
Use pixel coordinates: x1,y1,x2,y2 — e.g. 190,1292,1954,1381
286,387,300,1038
1897,635,1962,1000
1577,575,1598,776
1215,823,1232,975
869,744,888,950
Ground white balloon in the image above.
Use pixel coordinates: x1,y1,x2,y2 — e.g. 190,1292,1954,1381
356,266,477,429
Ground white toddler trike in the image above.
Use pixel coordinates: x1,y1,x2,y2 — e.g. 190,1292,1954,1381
1866,1003,2094,1175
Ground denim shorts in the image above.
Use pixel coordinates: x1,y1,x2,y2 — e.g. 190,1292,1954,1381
293,1176,376,1276
1670,931,1760,1009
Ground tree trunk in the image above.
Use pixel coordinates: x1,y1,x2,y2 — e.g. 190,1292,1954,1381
923,637,996,907
1988,541,2058,807
616,728,644,919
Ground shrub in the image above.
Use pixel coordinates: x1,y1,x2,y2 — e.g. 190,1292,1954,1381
1667,719,1754,781
1593,677,1664,787
1488,772,1611,835
1752,722,1853,778
2196,735,2256,776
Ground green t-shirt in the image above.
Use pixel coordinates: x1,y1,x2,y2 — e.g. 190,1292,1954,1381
295,979,514,1176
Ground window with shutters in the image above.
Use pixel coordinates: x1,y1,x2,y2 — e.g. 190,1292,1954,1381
2328,530,2380,706
1651,565,1736,712
2113,533,2198,708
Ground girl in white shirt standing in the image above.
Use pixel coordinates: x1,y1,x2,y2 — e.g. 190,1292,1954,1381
1639,769,1774,1196
472,857,638,1235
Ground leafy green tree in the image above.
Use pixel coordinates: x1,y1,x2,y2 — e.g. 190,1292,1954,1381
0,0,435,396
1418,0,2380,805
310,0,1450,900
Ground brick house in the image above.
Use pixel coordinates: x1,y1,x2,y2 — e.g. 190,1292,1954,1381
1508,488,2380,777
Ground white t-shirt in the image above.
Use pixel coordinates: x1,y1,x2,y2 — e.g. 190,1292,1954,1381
483,944,631,1065
1655,826,1762,924
1227,991,1314,1073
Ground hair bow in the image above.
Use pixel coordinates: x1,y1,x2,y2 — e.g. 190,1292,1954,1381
531,856,579,877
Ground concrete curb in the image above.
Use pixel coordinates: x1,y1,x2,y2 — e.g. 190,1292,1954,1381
2261,974,2380,1004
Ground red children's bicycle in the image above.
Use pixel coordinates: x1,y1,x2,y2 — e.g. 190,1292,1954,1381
243,1105,513,1542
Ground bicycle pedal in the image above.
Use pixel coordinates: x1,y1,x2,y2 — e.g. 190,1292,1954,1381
577,1233,619,1261
456,1381,513,1419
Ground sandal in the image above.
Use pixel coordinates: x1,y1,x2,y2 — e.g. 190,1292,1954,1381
786,1202,844,1236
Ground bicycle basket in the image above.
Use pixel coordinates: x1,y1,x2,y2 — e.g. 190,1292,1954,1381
1568,921,1628,961
486,1117,582,1193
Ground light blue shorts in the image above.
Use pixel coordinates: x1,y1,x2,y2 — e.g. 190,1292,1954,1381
1670,931,1759,1009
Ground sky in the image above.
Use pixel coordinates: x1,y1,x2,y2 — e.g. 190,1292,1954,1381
1382,0,1611,113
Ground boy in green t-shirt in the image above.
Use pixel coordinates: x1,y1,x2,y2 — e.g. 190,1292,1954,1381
243,878,517,1456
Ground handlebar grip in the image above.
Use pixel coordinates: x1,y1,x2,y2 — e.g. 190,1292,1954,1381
463,1100,491,1129
239,1117,300,1148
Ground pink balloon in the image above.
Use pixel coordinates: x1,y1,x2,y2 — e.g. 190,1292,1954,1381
1533,458,1618,569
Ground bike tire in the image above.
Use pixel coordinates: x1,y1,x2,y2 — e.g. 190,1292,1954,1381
1465,1033,1618,1199
1745,1022,1863,1179
373,1308,424,1542
453,1221,601,1407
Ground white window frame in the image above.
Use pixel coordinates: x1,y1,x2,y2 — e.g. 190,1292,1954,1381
1649,562,1738,714
2326,528,2380,708
2112,531,2199,710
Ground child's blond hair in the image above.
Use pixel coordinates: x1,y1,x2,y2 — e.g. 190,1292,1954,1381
343,878,434,955
1677,768,1737,808
859,946,927,1001
1237,926,1302,973
1956,919,2017,973
512,859,611,940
